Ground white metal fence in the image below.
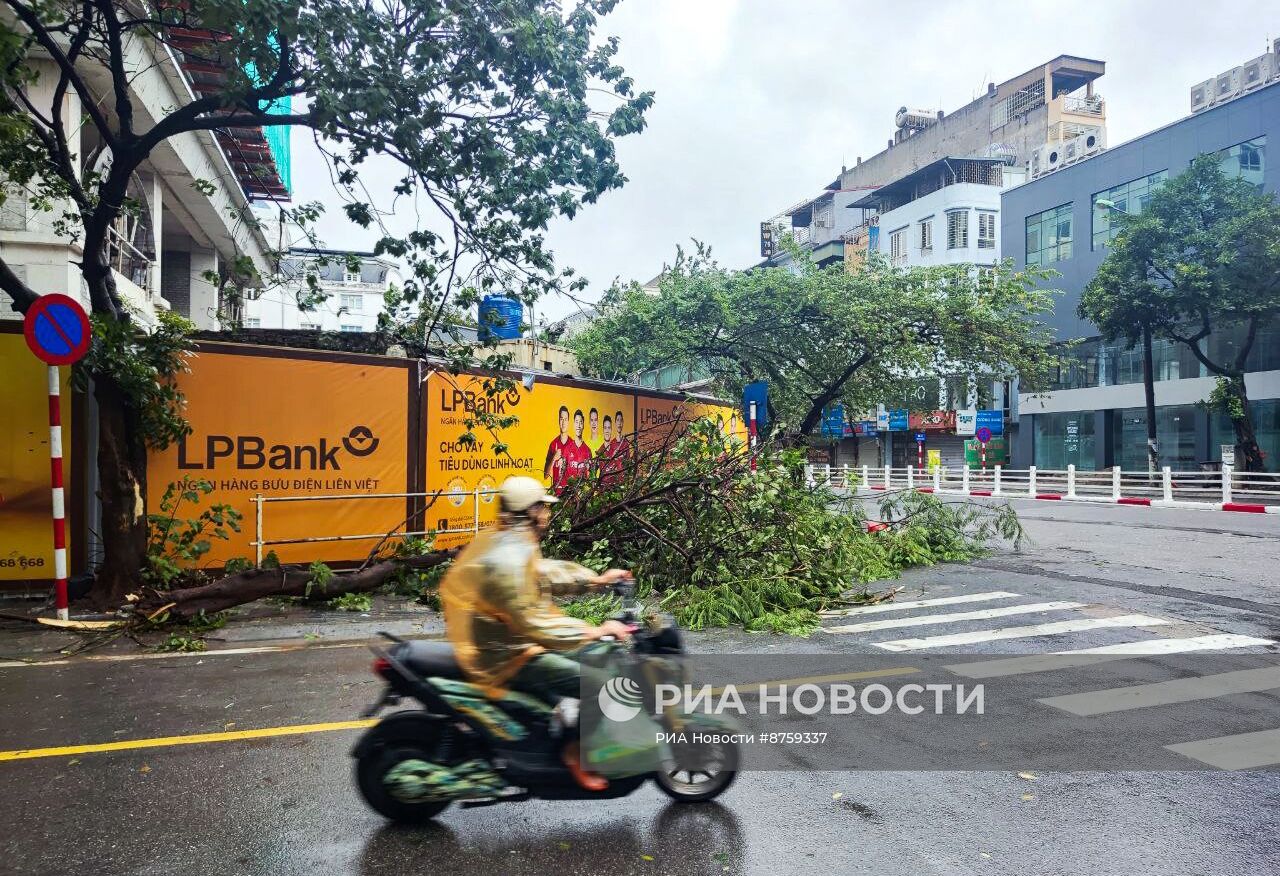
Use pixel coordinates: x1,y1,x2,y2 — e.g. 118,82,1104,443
806,463,1280,513
250,488,499,566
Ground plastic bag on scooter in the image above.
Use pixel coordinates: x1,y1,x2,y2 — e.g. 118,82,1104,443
582,707,668,778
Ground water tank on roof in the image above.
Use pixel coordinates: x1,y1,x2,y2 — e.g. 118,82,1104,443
895,107,940,130
478,295,524,342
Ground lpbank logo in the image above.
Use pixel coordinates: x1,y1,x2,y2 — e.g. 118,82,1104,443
177,425,381,471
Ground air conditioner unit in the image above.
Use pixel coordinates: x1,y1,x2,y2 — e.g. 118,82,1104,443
1240,54,1275,92
1215,67,1242,102
1041,143,1062,173
1190,79,1214,113
1029,143,1063,179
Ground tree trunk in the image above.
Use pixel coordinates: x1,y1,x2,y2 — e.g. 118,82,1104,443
91,372,150,609
1141,326,1159,476
1224,377,1266,473
137,551,455,619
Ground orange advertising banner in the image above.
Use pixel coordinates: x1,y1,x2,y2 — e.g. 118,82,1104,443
423,372,633,548
147,348,412,566
0,332,73,581
424,374,746,550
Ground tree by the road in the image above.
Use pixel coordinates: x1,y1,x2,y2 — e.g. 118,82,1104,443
572,245,1058,437
1079,155,1280,472
0,0,651,604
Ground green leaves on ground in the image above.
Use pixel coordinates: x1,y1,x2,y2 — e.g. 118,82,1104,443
549,419,1022,634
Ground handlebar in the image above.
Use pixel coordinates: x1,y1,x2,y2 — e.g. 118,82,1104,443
612,575,637,601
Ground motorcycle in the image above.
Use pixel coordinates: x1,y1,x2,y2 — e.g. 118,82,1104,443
352,579,738,824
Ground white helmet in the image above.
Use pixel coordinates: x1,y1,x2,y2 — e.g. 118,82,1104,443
499,476,558,513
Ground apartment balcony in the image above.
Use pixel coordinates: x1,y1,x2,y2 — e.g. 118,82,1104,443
1052,92,1106,120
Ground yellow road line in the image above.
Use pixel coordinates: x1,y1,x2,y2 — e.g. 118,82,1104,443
1,667,921,763
0,719,377,762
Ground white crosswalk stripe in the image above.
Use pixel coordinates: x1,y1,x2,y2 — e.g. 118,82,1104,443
1165,728,1280,770
873,614,1171,652
1038,666,1280,716
946,634,1276,679
827,601,1083,635
820,591,1018,618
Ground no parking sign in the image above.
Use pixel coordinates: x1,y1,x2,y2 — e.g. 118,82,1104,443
23,293,91,365
22,293,90,620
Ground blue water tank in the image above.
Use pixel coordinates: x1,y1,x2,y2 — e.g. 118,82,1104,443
478,295,524,342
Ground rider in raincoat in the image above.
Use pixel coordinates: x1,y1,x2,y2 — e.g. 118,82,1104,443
440,476,632,789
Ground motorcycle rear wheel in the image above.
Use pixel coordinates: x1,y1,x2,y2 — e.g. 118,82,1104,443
356,722,457,823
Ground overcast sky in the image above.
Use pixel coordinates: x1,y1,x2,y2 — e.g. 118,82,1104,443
292,0,1273,321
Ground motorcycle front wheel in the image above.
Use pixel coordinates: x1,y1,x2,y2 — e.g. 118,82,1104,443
653,737,738,803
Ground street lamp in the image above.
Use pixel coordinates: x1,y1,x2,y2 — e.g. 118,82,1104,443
1096,198,1159,476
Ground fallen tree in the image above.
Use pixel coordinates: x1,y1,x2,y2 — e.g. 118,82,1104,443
134,551,455,620
548,415,1023,634
127,412,1019,632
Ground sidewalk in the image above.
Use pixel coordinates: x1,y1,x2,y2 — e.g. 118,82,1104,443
0,592,445,663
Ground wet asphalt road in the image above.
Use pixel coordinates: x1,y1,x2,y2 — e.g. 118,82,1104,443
2,502,1280,876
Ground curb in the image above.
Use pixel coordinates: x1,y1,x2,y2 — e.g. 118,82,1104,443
856,487,1278,516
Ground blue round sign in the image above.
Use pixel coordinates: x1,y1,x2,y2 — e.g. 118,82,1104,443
23,293,90,365
976,427,993,444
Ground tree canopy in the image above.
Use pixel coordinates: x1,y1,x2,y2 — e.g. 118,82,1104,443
0,0,651,602
572,246,1058,435
1079,155,1280,470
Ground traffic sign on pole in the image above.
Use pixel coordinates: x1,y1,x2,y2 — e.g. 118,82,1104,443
23,293,91,366
975,426,993,444
22,294,89,621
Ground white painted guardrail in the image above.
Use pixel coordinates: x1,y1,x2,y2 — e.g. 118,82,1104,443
805,464,1280,515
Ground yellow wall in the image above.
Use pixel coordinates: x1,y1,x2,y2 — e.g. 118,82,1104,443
0,333,72,581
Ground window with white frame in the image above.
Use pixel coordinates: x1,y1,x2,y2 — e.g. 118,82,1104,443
344,268,361,284
919,217,933,252
977,212,996,249
244,318,261,328
340,293,362,313
301,321,321,330
340,324,361,333
946,210,969,250
889,227,907,265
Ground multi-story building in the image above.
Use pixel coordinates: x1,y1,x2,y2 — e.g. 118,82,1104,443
243,249,404,333
761,55,1108,272
849,157,1027,468
857,157,1025,269
0,24,288,330
1003,50,1280,471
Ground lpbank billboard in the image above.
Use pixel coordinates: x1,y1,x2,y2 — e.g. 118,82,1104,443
147,346,414,566
424,373,742,549
143,343,739,566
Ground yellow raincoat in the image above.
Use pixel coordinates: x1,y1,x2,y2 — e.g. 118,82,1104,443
440,522,600,695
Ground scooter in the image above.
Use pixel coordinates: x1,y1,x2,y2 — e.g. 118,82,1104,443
352,580,738,823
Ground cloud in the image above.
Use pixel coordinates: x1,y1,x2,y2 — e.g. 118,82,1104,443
288,0,1268,321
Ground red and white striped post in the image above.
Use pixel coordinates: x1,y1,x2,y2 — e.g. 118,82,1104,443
22,293,90,620
980,440,987,471
47,364,68,620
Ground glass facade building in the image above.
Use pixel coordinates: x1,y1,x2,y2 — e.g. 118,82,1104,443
1025,203,1073,266
1001,79,1280,471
